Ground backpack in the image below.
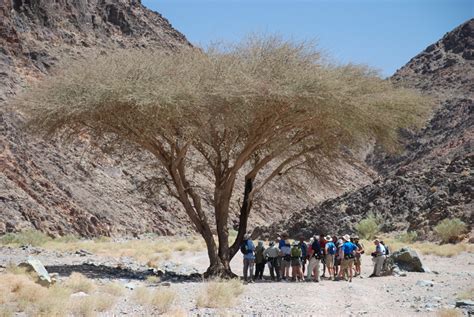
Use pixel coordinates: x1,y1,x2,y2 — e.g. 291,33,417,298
384,245,390,256
291,246,301,258
327,242,336,255
240,240,248,254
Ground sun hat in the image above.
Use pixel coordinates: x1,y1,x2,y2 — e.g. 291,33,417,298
353,235,360,240
373,238,380,243
343,234,350,241
325,236,332,242
292,240,299,246
244,233,250,240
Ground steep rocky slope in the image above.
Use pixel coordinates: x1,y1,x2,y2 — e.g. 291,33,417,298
0,0,373,237
254,19,473,239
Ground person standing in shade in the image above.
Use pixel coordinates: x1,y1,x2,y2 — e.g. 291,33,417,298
290,241,304,281
337,234,357,282
324,236,337,280
370,239,386,277
264,241,280,281
353,236,364,277
307,235,322,282
254,240,266,280
241,233,256,283
298,236,308,274
279,239,292,281
319,235,327,279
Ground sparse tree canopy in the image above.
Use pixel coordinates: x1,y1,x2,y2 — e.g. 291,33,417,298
18,36,431,277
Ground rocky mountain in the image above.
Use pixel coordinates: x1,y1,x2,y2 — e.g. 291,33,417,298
254,19,473,240
0,0,373,237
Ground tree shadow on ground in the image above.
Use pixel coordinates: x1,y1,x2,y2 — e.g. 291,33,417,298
45,263,202,282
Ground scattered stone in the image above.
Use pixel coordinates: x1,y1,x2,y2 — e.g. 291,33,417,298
75,249,93,257
416,280,435,287
455,300,474,308
18,257,52,286
71,292,89,298
125,282,137,290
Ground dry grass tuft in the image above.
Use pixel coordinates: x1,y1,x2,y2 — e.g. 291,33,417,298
196,279,244,308
132,286,177,313
68,296,96,317
362,238,473,257
100,281,125,297
436,308,463,317
457,287,474,300
64,272,96,293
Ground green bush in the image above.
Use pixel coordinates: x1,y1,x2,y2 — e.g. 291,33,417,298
397,231,418,243
355,214,380,240
0,230,52,247
434,218,467,244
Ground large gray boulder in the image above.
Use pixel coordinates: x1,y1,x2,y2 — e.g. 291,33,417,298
390,247,427,272
18,257,52,286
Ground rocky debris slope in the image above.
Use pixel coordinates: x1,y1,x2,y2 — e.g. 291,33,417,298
0,0,374,237
254,19,473,239
0,0,194,236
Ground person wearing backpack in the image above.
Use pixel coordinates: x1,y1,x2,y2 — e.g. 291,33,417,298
264,241,280,281
324,236,337,280
241,233,256,283
290,241,303,281
279,239,292,281
307,235,322,282
298,236,308,274
254,241,266,280
337,234,357,282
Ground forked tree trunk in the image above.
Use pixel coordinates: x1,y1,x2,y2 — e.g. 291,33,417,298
201,179,254,279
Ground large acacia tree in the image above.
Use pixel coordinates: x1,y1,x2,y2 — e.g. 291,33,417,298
18,37,430,277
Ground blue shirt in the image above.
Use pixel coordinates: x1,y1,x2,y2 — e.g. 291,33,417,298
342,241,357,255
278,239,286,249
243,240,256,260
299,242,308,257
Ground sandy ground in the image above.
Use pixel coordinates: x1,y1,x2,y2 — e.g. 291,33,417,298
1,245,473,316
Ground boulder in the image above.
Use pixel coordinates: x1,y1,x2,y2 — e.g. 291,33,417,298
390,247,427,272
456,300,474,308
18,257,52,286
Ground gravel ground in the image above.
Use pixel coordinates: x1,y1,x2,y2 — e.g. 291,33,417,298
1,246,473,316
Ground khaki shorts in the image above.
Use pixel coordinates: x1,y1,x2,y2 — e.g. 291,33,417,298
325,254,335,268
355,256,361,266
341,258,354,270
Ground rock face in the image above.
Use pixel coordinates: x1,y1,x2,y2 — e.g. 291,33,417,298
0,0,374,237
254,19,473,239
0,0,194,237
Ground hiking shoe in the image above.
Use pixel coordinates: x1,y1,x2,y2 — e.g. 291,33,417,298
368,274,376,278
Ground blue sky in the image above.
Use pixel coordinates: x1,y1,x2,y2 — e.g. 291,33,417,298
142,0,473,77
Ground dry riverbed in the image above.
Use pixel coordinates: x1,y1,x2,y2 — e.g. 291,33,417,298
0,239,473,316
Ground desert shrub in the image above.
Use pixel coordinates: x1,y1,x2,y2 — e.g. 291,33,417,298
196,279,244,308
94,293,117,312
64,272,96,293
397,231,418,243
434,218,467,243
355,214,380,240
0,230,52,247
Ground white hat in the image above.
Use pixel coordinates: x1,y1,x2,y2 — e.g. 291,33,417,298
325,236,332,242
343,234,350,241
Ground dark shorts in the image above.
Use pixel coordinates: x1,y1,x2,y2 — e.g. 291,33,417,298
291,258,301,267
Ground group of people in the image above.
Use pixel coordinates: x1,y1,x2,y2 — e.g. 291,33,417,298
240,233,389,283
